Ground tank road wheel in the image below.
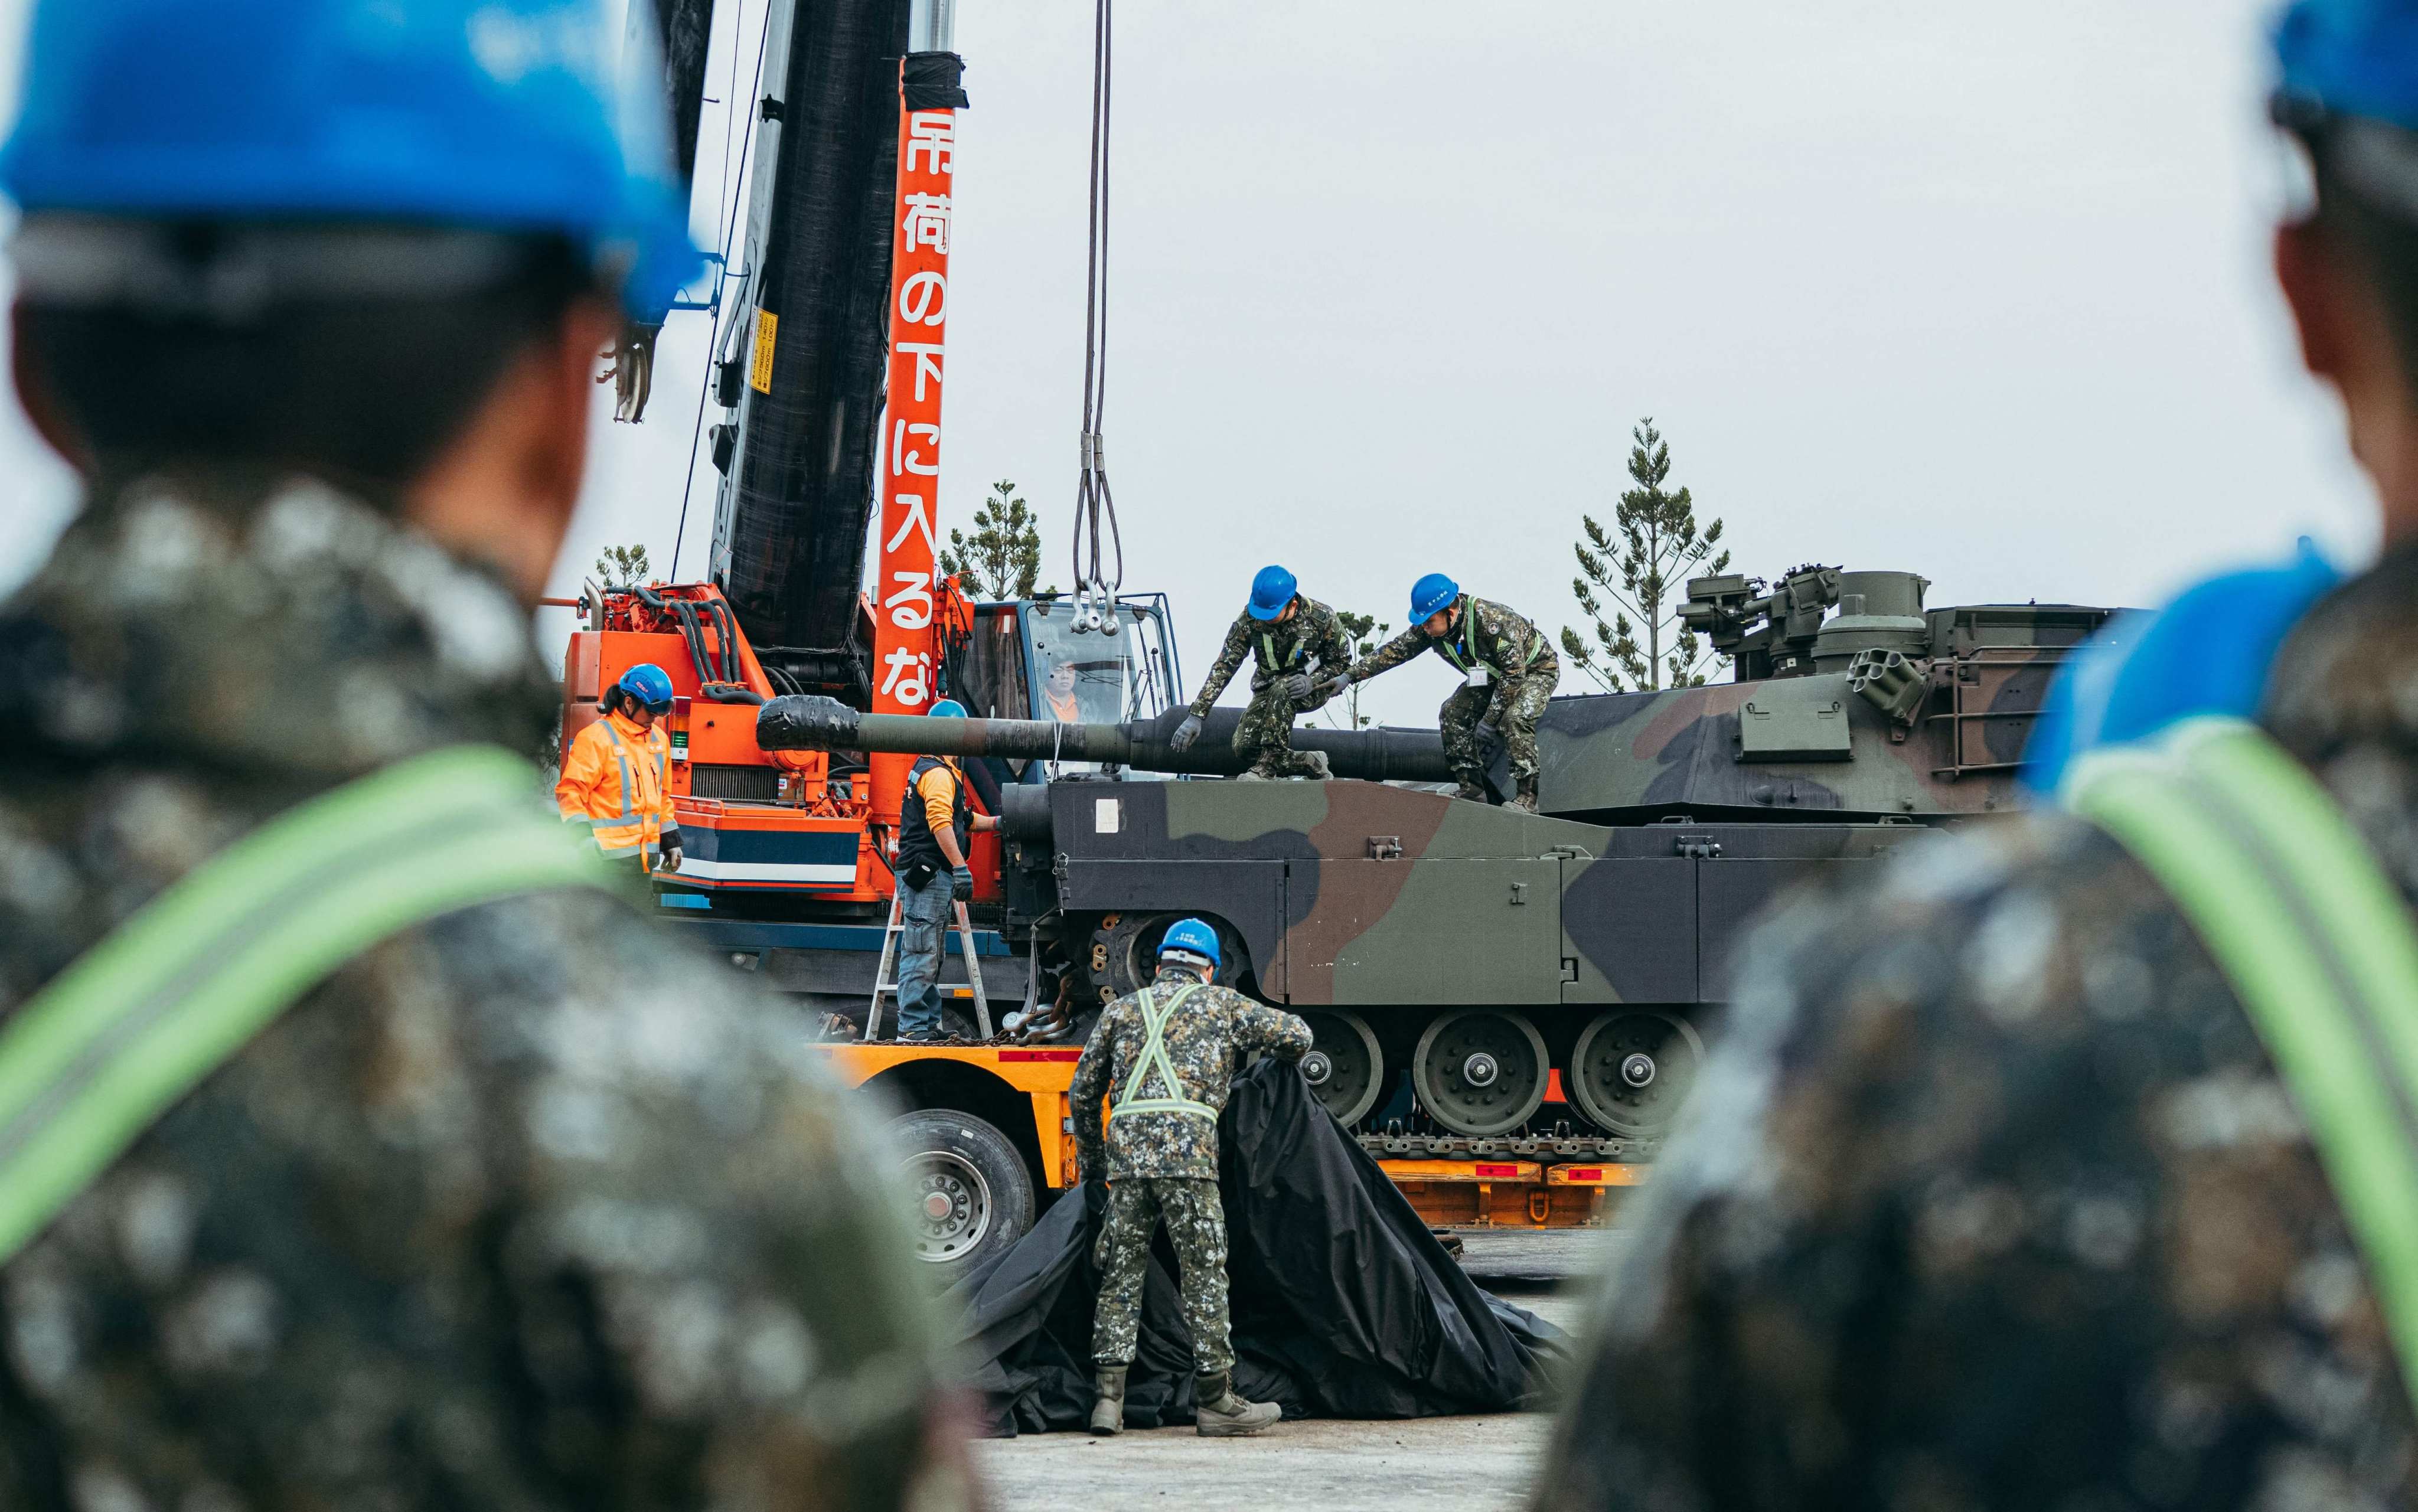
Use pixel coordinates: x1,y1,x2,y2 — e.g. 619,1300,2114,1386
889,1109,1034,1284
1412,1010,1548,1138
1297,1009,1385,1128
1569,1011,1706,1137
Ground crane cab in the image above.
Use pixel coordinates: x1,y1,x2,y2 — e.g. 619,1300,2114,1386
954,593,1184,734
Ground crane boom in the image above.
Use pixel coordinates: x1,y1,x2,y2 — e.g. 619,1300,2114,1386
704,0,909,690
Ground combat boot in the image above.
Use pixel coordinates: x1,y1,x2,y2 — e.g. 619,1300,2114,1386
1451,781,1488,804
1194,1370,1281,1436
1505,777,1539,814
1089,1365,1128,1436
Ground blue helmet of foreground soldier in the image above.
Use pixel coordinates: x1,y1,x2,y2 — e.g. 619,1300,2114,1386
0,0,700,322
1158,918,1222,971
2274,0,2418,128
928,699,968,719
1247,566,1297,621
1410,573,1460,623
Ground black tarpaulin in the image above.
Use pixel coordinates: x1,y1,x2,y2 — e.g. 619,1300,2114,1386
946,1060,1571,1435
902,51,970,110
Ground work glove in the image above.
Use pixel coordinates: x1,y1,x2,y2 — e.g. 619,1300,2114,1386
658,842,683,874
951,864,975,902
1319,672,1355,698
1169,712,1205,752
1280,672,1316,703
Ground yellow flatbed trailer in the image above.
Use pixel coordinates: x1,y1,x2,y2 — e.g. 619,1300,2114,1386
811,1041,1649,1277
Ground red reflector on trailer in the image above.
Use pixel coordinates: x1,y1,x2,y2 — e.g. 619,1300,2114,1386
1474,1162,1518,1178
1544,1069,1568,1103
998,1049,1082,1062
1565,1167,1603,1181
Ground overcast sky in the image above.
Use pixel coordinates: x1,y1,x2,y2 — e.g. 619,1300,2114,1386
0,0,2378,727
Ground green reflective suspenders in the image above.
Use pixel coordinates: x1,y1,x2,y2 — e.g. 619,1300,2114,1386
0,746,621,1267
1435,599,1544,681
2065,717,2418,1408
1109,984,1221,1122
1255,632,1298,677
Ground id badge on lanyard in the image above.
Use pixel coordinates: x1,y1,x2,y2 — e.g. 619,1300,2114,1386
1465,665,1490,688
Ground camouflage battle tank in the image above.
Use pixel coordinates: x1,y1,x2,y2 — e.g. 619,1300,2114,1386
758,566,2110,1162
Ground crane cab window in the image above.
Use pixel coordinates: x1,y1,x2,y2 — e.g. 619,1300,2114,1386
1023,600,1179,725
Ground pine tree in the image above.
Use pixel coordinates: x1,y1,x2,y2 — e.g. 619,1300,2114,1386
1562,419,1730,692
939,479,1049,600
1328,610,1391,729
593,543,651,589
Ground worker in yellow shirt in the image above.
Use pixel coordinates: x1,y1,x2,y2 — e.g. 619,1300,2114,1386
895,699,998,1041
557,662,681,873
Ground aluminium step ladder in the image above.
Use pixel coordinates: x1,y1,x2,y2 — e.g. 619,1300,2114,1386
863,887,994,1041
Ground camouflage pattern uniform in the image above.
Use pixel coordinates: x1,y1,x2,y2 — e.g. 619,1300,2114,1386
1350,595,1558,792
0,472,971,1512
1187,597,1355,779
1533,547,2418,1510
1069,964,1310,1371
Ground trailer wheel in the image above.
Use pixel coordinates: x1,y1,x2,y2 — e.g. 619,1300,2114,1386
890,1109,1033,1281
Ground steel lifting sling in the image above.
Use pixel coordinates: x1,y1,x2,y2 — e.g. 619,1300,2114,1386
2065,716,2418,1409
0,746,621,1266
1109,983,1220,1122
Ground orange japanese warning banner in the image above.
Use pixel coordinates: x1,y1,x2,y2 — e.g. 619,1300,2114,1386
870,87,957,831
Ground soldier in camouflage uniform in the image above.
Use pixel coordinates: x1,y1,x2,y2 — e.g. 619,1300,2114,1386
1534,7,2418,1506
1170,564,1354,779
0,3,970,1508
1338,573,1558,811
1068,918,1311,1436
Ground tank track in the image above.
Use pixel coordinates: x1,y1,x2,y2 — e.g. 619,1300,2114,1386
1354,1131,1663,1164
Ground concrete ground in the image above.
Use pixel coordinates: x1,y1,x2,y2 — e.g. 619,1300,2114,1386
970,1228,1614,1512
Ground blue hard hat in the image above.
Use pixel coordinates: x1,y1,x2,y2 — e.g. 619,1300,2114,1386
616,662,674,713
0,0,700,321
1409,573,1460,623
2275,0,2418,129
1158,917,1221,969
1246,565,1297,622
928,699,968,719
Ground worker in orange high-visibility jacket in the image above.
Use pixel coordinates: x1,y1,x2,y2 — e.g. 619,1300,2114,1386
557,662,682,871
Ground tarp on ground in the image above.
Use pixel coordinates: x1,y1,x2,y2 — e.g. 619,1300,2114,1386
946,1059,1572,1435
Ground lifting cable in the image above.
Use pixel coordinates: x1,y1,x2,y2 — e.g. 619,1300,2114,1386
1069,0,1124,635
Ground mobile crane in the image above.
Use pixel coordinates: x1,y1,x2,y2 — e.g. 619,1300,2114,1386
575,0,2110,1284
570,0,1195,1280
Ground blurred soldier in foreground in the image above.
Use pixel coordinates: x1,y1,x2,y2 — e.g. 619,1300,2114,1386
1170,564,1351,780
0,1,970,1507
1069,919,1311,1438
1335,573,1558,811
1536,4,2418,1507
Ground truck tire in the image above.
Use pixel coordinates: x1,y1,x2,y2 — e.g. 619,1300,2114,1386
890,1109,1034,1282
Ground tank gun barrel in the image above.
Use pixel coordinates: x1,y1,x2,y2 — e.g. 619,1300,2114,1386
755,696,1453,782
